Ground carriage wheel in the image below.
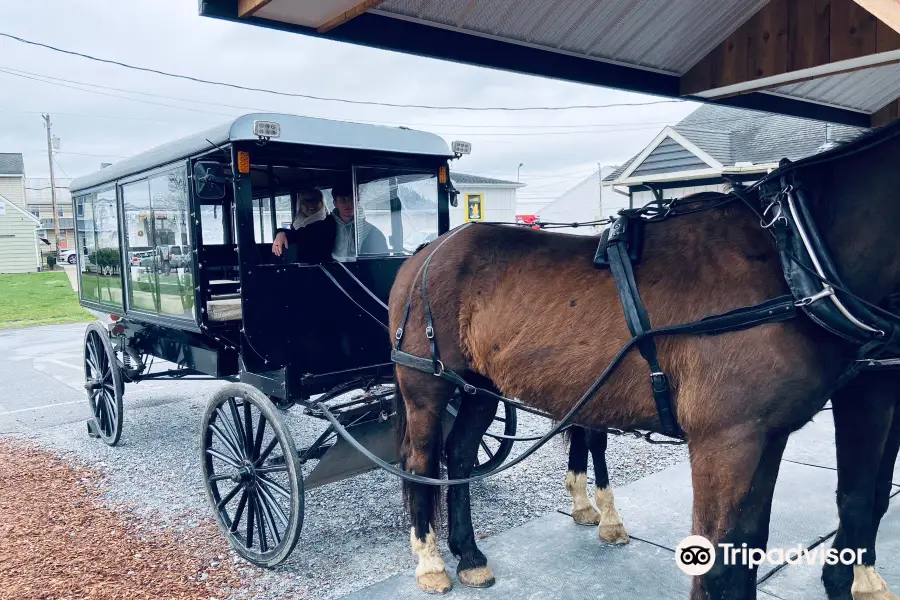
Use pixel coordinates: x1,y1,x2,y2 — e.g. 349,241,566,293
83,322,124,446
201,383,304,568
446,398,518,477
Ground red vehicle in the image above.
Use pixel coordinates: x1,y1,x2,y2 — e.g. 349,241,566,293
515,214,541,229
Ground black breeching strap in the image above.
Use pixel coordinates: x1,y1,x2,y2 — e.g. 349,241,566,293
375,294,798,487
605,232,681,437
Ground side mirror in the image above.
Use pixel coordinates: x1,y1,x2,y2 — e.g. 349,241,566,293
193,161,228,200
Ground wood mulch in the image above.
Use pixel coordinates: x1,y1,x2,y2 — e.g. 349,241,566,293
0,438,244,600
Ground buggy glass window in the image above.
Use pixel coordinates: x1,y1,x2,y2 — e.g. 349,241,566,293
252,197,274,243
75,193,99,304
122,180,159,313
200,205,226,245
93,188,123,308
354,168,439,256
149,167,194,318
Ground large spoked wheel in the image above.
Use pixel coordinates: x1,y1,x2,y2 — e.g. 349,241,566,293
446,398,518,477
83,322,124,446
201,383,304,568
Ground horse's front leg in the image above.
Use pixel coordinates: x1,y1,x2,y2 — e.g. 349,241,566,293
688,424,788,600
823,375,899,600
445,394,500,588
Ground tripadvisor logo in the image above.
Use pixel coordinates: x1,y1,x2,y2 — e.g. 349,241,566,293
675,535,867,576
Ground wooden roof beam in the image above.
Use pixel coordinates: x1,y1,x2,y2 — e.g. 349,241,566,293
854,0,900,33
318,1,386,33
238,0,272,19
682,0,900,99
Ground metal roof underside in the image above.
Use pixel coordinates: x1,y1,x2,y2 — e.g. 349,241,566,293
71,113,451,192
198,0,898,126
376,0,770,75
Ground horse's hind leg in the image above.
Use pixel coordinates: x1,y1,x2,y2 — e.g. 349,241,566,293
397,371,454,594
823,374,899,600
445,391,500,588
689,425,788,600
565,427,603,526
587,430,629,544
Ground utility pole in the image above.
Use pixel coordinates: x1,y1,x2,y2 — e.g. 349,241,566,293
42,114,61,251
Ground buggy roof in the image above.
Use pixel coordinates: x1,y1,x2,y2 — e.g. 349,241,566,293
70,113,452,193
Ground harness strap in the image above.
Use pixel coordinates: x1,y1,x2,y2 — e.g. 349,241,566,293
605,217,681,438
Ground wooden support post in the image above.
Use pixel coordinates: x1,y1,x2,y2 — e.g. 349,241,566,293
238,0,272,19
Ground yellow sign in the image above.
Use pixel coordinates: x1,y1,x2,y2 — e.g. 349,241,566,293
465,193,484,222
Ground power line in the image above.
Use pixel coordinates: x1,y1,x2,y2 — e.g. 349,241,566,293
0,32,683,112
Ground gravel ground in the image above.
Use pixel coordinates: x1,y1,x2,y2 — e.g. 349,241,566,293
16,381,687,600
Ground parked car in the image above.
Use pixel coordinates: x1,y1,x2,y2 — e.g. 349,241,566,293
129,250,154,270
58,248,78,264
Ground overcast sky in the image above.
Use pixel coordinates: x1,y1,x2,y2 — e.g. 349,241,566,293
0,0,701,206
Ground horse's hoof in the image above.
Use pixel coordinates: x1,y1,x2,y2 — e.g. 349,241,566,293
598,523,630,545
852,566,899,600
458,566,496,588
571,506,602,526
417,571,453,594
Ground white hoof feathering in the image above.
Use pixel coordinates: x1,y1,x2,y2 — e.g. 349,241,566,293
852,565,899,600
595,487,629,544
411,526,452,594
565,471,601,525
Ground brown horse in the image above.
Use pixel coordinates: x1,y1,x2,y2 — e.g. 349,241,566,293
390,129,900,598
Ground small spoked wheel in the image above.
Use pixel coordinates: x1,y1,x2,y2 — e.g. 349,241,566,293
446,398,518,476
83,322,123,446
201,383,304,567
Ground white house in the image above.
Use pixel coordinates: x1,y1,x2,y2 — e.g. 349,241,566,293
535,166,627,236
603,105,866,206
0,153,42,273
449,173,525,228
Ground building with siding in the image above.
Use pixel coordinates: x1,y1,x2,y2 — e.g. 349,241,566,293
0,153,42,273
604,105,867,207
535,166,627,236
449,172,525,228
25,177,74,252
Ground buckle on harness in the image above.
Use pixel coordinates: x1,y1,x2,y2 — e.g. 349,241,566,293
463,383,476,394
432,360,444,376
395,327,404,340
650,371,669,393
425,326,435,339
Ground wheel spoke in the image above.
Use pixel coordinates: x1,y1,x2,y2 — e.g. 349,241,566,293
255,437,279,467
258,474,291,500
210,422,244,463
254,491,268,553
245,491,256,549
208,473,233,483
255,465,288,475
480,440,494,460
256,479,289,529
103,393,118,427
243,400,254,457
229,489,249,533
257,487,282,545
206,447,242,469
228,398,248,455
215,407,246,460
216,483,242,510
251,413,266,461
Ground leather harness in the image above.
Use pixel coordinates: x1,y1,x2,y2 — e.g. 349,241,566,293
392,126,900,442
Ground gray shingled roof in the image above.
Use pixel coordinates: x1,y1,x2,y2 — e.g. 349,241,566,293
604,105,867,182
0,153,24,175
450,172,520,186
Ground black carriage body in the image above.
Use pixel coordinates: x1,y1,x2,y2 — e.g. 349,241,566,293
70,113,453,396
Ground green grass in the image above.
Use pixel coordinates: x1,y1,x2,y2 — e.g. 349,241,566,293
0,272,94,329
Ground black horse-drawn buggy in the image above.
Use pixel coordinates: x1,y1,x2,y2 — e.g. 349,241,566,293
70,113,516,566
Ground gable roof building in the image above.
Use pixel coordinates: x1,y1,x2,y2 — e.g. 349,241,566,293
0,153,25,176
605,105,866,200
